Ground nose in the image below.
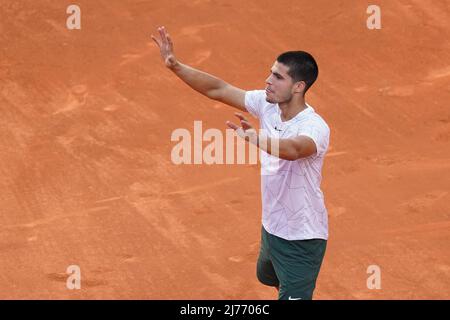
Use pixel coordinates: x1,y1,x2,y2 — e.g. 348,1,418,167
265,74,273,85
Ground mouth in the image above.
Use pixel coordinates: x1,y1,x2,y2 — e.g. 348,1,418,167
265,88,273,94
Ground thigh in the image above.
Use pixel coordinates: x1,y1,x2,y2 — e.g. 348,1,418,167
256,226,279,287
270,236,327,300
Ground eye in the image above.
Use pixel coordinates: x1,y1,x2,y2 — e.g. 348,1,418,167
269,70,282,80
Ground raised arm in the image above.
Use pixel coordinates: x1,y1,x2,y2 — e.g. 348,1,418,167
151,26,247,112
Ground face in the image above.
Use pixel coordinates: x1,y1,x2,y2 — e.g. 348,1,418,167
265,61,305,104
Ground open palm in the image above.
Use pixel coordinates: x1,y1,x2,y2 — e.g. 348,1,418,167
151,26,177,69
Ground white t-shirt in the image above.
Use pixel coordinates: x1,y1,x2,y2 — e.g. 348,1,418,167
245,90,330,240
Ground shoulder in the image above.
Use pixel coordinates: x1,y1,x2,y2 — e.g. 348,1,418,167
245,89,267,106
305,109,330,134
246,89,266,96
245,90,274,118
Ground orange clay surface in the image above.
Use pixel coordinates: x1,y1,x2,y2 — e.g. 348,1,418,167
0,0,449,299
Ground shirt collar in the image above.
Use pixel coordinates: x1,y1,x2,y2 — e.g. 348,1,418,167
277,103,314,123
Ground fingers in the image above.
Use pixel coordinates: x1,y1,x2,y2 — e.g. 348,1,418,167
234,112,253,130
154,26,174,54
158,26,165,42
234,112,248,122
226,122,246,139
151,25,165,45
241,120,252,131
226,120,256,142
159,26,170,44
226,121,240,130
151,35,161,47
167,32,173,48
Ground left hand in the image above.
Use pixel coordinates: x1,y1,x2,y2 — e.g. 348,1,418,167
226,112,258,143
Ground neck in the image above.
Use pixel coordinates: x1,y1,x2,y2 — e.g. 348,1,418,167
278,95,307,122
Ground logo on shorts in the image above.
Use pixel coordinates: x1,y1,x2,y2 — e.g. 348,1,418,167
288,296,302,300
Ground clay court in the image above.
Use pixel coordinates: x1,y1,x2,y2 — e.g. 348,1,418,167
1,0,449,299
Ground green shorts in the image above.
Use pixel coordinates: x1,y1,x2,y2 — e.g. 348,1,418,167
256,226,327,300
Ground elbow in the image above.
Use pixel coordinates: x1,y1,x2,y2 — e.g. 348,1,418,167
279,149,301,161
206,88,219,100
206,82,227,101
274,141,302,161
270,139,311,161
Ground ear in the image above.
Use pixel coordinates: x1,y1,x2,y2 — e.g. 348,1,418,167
293,81,306,94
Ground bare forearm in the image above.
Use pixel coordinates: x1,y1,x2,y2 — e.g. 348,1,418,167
170,61,225,99
253,135,299,161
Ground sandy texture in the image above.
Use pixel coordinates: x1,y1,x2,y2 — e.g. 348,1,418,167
0,0,449,299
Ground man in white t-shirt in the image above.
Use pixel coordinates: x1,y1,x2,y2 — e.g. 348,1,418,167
152,26,330,300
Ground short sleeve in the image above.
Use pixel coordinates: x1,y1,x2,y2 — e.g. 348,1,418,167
297,120,330,157
245,90,266,119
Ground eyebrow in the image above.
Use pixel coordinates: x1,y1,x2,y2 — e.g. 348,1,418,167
270,69,284,79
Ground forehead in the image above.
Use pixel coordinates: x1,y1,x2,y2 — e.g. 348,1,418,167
271,61,290,75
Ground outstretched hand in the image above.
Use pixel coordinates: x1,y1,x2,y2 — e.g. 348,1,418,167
151,26,178,69
226,112,258,143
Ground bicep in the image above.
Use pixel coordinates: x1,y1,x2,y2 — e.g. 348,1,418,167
209,83,247,112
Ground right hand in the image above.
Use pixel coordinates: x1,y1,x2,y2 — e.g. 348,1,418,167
151,26,178,69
